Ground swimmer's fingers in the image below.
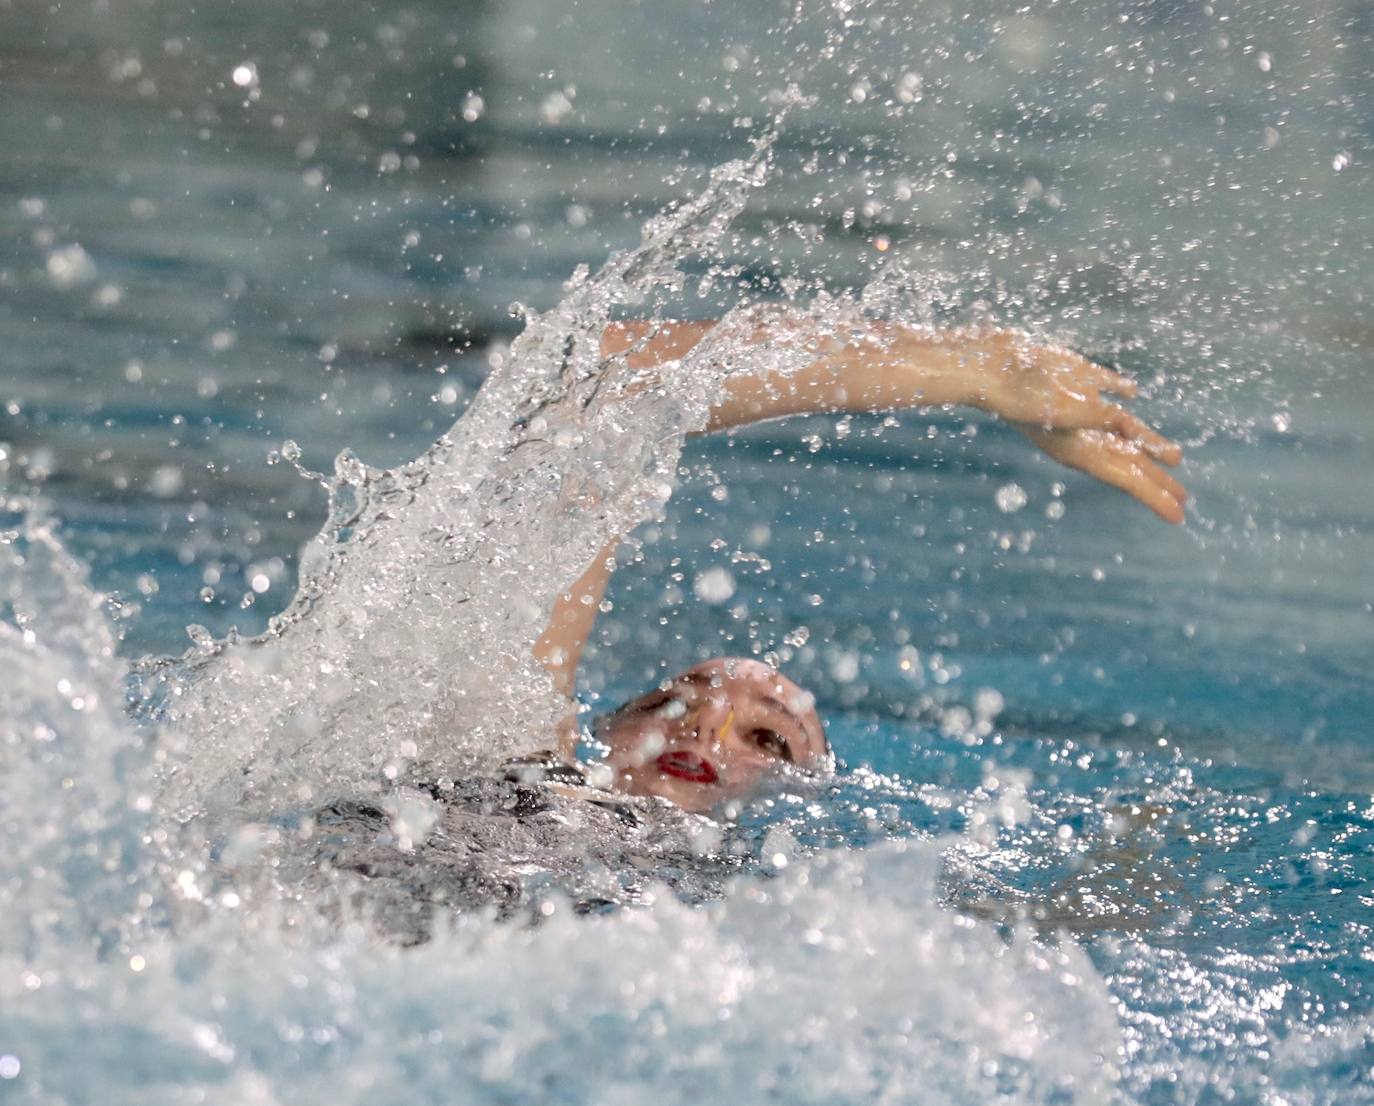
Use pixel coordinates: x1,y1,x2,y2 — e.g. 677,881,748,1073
1071,430,1189,520
973,336,1181,471
1099,404,1184,466
982,339,1142,427
1043,354,1173,454
1064,436,1187,525
1031,394,1185,467
1019,426,1189,524
1091,364,1138,398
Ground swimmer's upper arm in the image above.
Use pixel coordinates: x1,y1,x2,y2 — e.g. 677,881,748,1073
599,319,717,368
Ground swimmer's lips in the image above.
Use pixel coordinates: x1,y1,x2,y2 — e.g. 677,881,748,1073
655,751,719,785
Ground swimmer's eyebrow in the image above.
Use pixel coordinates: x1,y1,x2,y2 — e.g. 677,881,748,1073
618,689,676,716
757,694,798,721
676,671,716,688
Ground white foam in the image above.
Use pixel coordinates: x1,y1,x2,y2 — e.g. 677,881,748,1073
1,833,1123,1105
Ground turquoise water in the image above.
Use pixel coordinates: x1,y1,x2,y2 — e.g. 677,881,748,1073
2,0,1373,1101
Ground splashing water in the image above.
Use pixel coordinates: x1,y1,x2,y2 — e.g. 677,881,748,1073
0,376,1127,1102
4,0,1374,1099
138,151,840,821
0,520,154,957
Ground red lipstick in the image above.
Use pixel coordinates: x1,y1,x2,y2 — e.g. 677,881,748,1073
655,751,719,784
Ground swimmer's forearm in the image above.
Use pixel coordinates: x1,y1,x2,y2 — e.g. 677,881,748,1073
600,319,988,432
705,324,992,431
600,318,1188,522
535,539,618,757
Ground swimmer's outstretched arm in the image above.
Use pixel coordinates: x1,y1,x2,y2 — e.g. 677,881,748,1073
604,319,1186,521
536,318,1187,710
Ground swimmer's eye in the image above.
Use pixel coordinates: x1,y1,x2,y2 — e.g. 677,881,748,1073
749,728,793,763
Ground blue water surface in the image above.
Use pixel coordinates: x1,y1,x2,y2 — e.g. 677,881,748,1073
2,0,1373,1102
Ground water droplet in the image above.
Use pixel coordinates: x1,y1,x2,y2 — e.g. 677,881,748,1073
149,465,183,498
995,483,1028,513
693,566,736,604
46,244,96,289
231,63,258,88
828,650,860,682
540,90,574,125
334,450,368,486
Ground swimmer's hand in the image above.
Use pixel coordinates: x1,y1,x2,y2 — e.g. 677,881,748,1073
965,331,1188,524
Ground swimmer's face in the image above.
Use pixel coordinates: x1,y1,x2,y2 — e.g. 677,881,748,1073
598,657,829,813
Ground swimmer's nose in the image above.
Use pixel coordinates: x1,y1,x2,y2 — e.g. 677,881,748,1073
685,700,734,748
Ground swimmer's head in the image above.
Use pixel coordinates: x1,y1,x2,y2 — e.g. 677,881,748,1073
596,657,830,814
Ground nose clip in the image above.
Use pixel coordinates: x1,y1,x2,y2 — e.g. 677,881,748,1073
689,703,734,747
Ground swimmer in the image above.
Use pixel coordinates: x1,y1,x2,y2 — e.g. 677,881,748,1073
532,319,1188,813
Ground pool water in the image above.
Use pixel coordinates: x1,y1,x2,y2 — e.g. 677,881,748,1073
2,0,1373,1102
